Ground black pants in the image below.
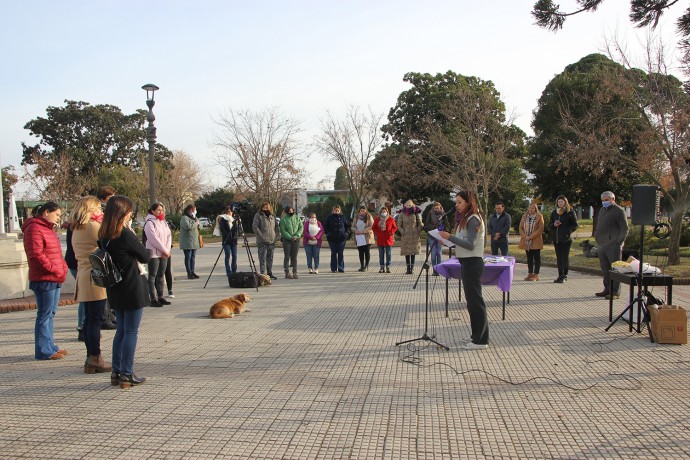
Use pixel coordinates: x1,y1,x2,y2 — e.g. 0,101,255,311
404,255,416,266
357,244,371,267
526,249,541,274
459,257,489,345
554,240,572,278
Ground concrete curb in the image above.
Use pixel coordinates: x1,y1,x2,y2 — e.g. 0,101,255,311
0,294,77,314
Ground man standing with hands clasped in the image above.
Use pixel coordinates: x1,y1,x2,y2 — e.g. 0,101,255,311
594,191,629,300
487,201,511,256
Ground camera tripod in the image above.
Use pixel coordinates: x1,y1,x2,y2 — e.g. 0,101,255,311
605,225,653,340
204,211,259,291
396,227,449,350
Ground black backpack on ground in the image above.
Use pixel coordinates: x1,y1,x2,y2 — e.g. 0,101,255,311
89,240,122,288
228,272,259,288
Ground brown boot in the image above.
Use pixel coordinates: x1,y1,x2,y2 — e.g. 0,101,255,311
292,271,298,279
532,274,540,281
84,355,112,374
524,273,533,281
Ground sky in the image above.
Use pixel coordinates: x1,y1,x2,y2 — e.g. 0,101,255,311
0,0,686,199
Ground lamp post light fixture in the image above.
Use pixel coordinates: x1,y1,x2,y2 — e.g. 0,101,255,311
142,83,159,204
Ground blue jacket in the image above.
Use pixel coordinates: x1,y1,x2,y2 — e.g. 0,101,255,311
324,213,350,243
487,212,511,240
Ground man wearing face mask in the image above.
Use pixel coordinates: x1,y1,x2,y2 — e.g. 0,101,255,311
593,191,629,299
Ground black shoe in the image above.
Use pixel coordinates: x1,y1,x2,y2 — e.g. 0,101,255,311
101,321,117,330
432,271,440,277
554,277,564,283
149,299,162,307
111,371,120,386
358,266,365,272
379,267,385,273
562,275,567,282
119,373,146,389
595,291,608,297
268,274,278,280
157,297,171,305
77,328,85,342
187,273,194,279
386,267,391,273
191,272,200,279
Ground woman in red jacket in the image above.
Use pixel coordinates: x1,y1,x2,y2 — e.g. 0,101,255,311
372,207,398,273
22,201,68,360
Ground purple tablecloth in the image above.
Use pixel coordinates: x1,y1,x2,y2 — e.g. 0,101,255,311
435,256,515,293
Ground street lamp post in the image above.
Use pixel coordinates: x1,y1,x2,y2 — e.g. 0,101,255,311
142,83,159,204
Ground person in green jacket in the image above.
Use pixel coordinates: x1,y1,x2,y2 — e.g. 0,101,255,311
279,206,304,279
179,203,201,279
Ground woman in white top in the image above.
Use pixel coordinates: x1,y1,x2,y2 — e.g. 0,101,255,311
302,213,324,274
351,206,374,271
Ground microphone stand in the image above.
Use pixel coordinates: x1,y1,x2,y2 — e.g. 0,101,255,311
396,212,451,350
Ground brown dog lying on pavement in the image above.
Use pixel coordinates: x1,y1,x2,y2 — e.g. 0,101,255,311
209,293,252,319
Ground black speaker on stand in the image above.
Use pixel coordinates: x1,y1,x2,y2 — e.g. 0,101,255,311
606,184,659,339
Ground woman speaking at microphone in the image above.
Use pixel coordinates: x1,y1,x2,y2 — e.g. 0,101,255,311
438,190,489,350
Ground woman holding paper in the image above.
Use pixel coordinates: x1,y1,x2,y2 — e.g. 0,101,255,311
439,190,489,350
352,206,374,271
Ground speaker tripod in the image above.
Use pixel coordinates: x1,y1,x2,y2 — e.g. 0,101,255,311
396,236,449,350
605,224,653,341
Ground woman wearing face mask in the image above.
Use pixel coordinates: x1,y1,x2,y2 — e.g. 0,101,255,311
144,202,172,305
324,205,350,273
22,201,68,360
398,199,424,274
303,213,324,274
438,190,489,350
352,206,374,272
279,206,303,279
179,203,201,279
549,195,578,283
519,203,545,281
424,202,451,276
373,207,398,273
70,196,111,373
252,202,279,280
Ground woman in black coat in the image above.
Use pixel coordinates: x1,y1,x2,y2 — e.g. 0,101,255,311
99,196,151,389
549,195,578,283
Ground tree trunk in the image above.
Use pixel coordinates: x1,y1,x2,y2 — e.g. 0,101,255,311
667,211,684,266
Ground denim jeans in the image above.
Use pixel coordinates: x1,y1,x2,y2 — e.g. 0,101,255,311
83,299,106,357
69,268,85,329
148,257,168,299
378,246,392,268
223,242,238,276
490,238,509,256
427,237,442,269
112,308,144,375
304,244,320,270
183,249,197,275
29,281,61,359
328,240,346,272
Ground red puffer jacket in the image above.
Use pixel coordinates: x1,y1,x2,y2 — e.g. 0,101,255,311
373,216,398,247
22,217,68,283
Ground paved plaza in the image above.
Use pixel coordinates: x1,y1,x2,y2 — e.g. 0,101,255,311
1,242,689,459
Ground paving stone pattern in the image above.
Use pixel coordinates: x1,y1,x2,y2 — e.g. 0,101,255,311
1,244,689,459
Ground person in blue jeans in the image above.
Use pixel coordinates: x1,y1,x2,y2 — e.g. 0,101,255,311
303,213,324,274
324,205,350,273
424,202,450,276
219,205,239,277
99,195,152,389
22,202,68,360
372,207,398,273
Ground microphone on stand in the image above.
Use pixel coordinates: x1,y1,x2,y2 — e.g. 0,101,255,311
440,208,455,218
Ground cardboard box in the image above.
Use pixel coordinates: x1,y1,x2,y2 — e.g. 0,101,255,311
649,305,687,345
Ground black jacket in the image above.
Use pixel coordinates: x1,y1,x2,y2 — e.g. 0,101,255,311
324,213,350,243
549,209,578,244
104,228,151,310
220,217,239,245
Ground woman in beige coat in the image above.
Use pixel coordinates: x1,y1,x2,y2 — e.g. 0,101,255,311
351,206,374,271
398,199,424,274
518,203,544,281
71,196,112,374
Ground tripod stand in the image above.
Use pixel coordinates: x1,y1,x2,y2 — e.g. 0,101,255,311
204,212,259,291
605,225,652,340
396,230,449,350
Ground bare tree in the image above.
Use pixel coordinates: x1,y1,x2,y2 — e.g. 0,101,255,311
556,36,690,264
213,107,306,211
315,106,384,212
425,90,526,219
22,149,94,201
158,150,208,214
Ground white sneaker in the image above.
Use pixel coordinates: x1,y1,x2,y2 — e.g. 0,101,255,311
462,342,489,350
167,292,175,298
459,337,473,344
314,269,319,274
